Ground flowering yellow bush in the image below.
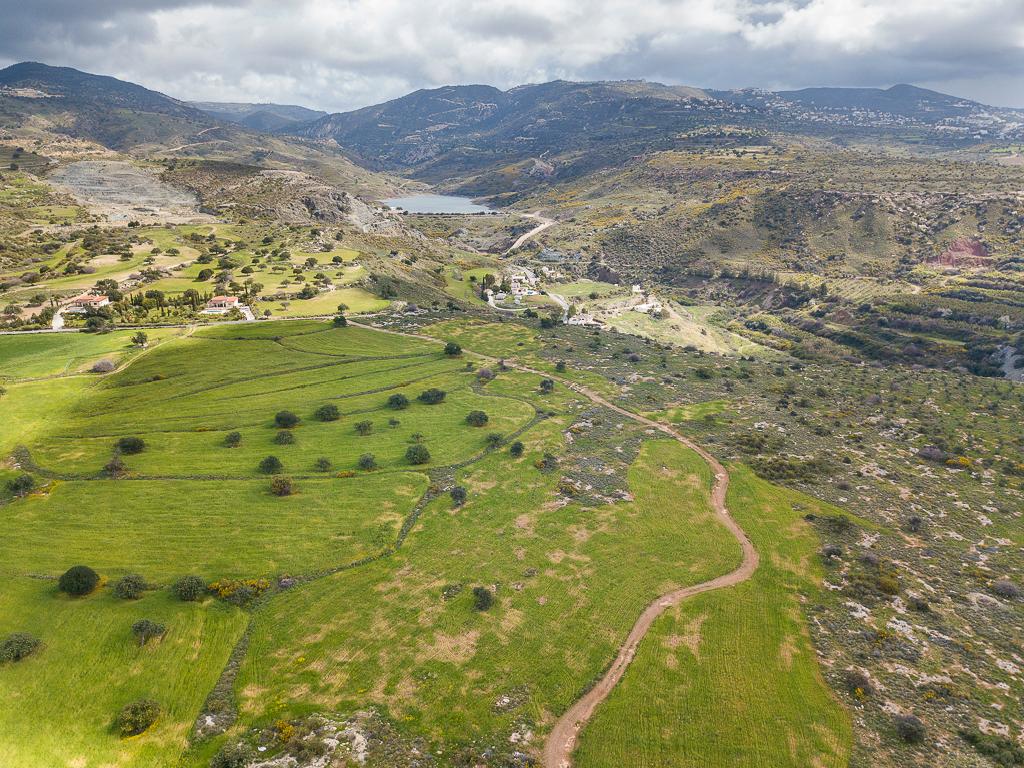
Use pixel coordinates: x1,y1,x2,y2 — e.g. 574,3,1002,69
207,578,270,600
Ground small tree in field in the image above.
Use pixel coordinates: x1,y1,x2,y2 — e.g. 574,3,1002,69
450,486,467,506
358,453,377,471
406,444,431,465
224,431,242,448
314,404,339,421
510,441,524,457
113,573,147,600
0,632,41,663
465,410,489,427
332,313,347,327
59,565,99,597
387,393,409,410
258,455,283,474
131,618,166,646
172,575,206,602
486,432,503,448
270,476,293,496
117,436,146,455
418,388,446,405
472,586,493,611
117,699,161,736
354,420,373,436
444,341,462,356
273,430,295,445
314,457,332,472
131,331,148,347
539,378,555,394
6,473,35,497
274,411,299,428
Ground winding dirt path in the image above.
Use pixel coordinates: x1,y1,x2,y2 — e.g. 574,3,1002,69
351,321,760,767
504,211,555,254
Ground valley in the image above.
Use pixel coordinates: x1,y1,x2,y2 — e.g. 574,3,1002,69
0,59,1023,768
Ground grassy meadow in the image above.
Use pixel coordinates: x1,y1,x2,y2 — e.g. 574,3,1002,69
0,316,858,767
573,465,853,768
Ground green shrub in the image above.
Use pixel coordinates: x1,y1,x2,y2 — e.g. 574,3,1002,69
894,714,926,744
270,476,293,496
472,586,493,611
0,632,41,662
314,404,339,421
116,436,146,455
466,410,489,427
224,431,242,448
510,441,524,457
131,619,166,646
486,432,503,448
332,313,348,327
960,728,1024,766
418,388,446,405
58,565,99,597
172,575,206,602
406,444,431,465
210,741,255,768
273,430,295,445
274,411,299,428
539,378,555,393
354,420,373,435
258,455,283,474
357,453,377,471
117,699,161,737
314,457,332,472
6,473,35,497
451,486,467,506
444,341,462,356
113,573,147,600
387,393,409,410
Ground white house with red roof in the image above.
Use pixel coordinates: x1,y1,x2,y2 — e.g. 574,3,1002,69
63,294,111,314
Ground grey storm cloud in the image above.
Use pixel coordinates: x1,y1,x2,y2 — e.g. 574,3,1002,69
0,0,1022,111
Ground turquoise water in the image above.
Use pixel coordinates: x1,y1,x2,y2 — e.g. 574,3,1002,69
382,194,492,214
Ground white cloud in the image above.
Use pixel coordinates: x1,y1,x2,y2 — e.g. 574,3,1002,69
0,0,1022,110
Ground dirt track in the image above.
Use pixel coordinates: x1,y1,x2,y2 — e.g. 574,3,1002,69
504,211,555,253
350,321,760,768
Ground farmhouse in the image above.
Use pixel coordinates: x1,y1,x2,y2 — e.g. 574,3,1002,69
201,296,241,315
63,294,110,313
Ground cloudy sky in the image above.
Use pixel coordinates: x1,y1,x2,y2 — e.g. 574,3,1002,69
1,0,1022,112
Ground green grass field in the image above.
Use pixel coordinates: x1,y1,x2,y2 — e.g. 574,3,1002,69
0,580,246,768
573,465,852,767
228,439,741,752
0,328,183,380
1,317,855,767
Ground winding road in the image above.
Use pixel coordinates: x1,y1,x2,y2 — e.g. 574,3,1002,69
350,321,760,768
504,211,555,254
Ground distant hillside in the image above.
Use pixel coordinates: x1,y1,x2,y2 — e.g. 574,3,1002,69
291,80,714,187
293,78,1024,192
777,84,978,117
191,101,327,132
0,62,401,197
0,61,216,149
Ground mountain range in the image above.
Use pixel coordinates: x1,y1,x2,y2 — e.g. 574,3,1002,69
3,61,1023,193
